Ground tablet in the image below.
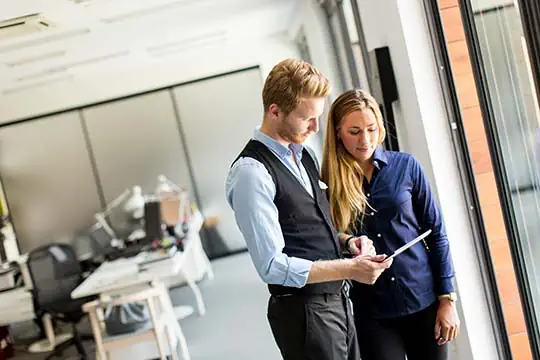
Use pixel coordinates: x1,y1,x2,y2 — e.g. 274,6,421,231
383,229,432,262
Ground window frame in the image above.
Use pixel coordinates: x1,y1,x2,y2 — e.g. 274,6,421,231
457,0,540,356
422,0,517,358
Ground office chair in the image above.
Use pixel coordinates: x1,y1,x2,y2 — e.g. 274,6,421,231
27,243,96,359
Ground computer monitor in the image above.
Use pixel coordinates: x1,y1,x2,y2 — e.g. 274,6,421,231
144,199,163,243
88,222,116,258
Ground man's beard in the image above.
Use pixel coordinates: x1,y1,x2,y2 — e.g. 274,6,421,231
277,122,309,144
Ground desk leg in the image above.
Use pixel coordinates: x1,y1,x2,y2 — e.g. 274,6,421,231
155,283,191,360
87,309,108,360
202,251,214,281
178,267,206,316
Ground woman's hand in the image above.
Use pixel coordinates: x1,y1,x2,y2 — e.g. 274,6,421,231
348,235,376,256
435,299,460,345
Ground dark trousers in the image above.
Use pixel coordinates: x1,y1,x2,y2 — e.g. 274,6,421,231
267,292,360,360
354,302,448,360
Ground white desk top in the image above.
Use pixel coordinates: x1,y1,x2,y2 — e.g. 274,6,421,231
71,211,204,299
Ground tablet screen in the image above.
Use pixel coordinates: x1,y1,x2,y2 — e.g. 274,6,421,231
383,229,432,262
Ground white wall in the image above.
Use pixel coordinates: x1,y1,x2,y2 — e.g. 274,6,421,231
288,0,343,99
356,1,500,359
287,0,345,160
0,33,299,124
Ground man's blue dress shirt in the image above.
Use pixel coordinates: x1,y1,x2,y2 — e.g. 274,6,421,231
226,129,318,288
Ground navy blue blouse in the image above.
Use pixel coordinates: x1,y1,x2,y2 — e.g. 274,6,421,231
350,147,455,319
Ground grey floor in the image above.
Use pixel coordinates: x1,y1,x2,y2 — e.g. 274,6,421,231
9,251,281,360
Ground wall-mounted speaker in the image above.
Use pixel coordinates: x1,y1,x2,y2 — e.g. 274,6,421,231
369,46,400,151
369,46,398,104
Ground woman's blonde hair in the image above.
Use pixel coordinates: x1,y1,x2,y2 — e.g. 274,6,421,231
321,89,386,232
262,58,331,115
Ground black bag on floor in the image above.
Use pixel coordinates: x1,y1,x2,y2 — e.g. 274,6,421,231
103,302,150,336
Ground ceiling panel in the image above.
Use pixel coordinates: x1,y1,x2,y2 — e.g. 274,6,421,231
0,0,295,93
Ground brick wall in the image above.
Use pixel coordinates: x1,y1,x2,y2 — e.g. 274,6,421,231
438,1,532,359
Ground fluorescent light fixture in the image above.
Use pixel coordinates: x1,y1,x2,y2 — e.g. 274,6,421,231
17,50,130,75
101,0,209,24
0,28,90,53
149,38,226,58
4,50,66,67
2,75,74,95
53,50,129,71
147,30,226,52
15,68,66,82
147,31,227,58
7,50,128,85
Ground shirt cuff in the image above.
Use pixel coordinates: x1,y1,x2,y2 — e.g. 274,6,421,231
439,277,455,295
284,257,313,288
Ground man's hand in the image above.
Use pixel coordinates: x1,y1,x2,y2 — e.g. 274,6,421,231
435,299,460,345
350,255,392,284
348,235,376,256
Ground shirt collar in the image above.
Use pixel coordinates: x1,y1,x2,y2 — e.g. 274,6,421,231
253,128,304,159
372,146,388,169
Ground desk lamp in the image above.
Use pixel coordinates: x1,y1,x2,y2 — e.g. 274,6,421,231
94,186,146,246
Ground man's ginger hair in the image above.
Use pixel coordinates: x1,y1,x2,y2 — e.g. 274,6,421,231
262,58,331,115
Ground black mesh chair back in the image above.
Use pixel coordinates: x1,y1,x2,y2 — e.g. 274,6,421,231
27,243,94,359
27,243,83,313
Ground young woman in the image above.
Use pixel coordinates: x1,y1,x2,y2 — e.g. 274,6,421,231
322,89,460,360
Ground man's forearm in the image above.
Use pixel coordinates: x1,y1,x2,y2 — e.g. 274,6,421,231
306,259,353,284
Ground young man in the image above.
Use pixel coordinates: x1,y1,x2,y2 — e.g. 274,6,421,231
226,59,392,360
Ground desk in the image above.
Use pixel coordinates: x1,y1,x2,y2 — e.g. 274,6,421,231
71,210,211,315
72,211,211,360
72,256,197,360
